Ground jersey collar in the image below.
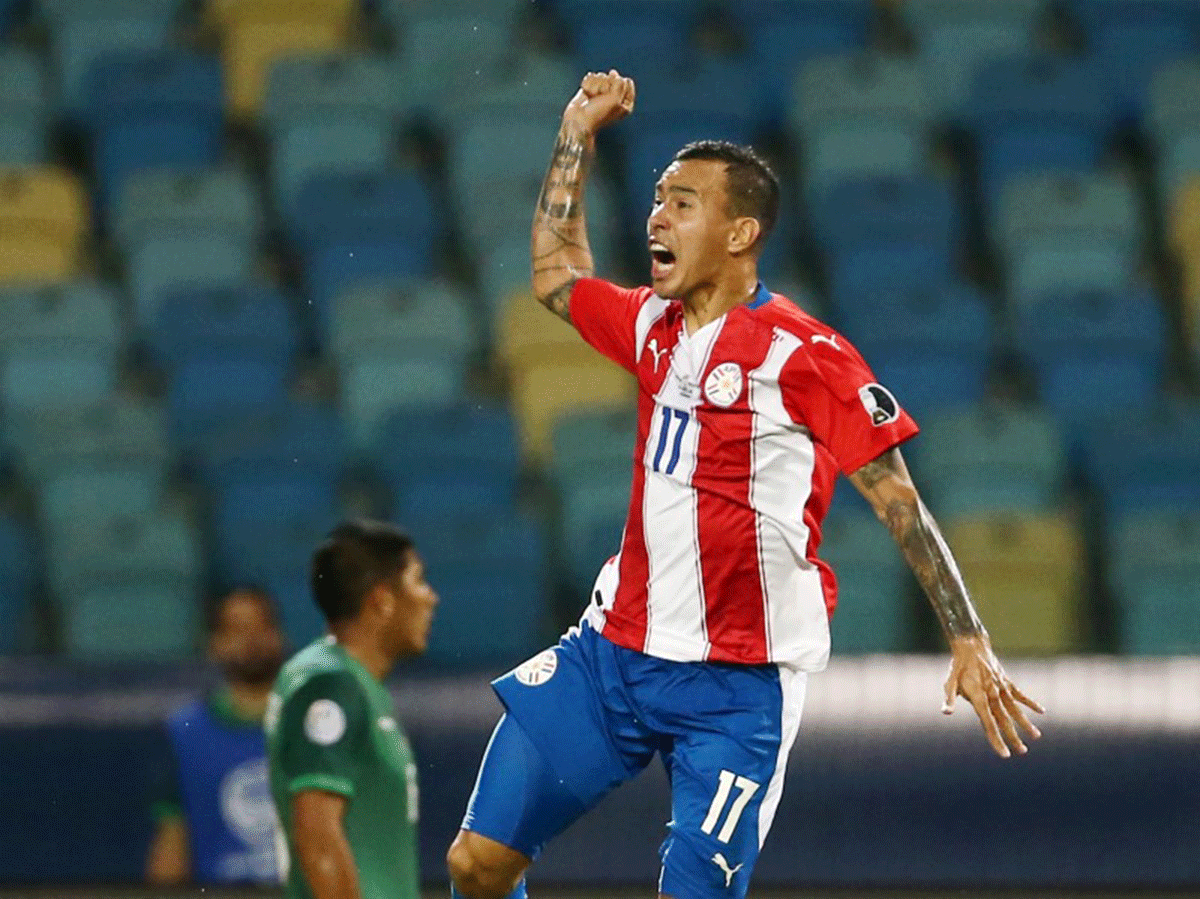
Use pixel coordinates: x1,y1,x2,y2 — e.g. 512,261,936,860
745,281,772,310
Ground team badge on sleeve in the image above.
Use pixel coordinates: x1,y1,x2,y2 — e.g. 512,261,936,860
704,362,744,407
304,698,347,745
858,383,900,426
514,649,558,686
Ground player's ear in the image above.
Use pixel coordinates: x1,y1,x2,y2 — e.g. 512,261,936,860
728,216,760,255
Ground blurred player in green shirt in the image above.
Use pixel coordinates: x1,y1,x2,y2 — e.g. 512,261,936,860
267,519,438,899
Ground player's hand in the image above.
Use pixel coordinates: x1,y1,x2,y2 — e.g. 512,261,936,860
942,634,1044,758
562,69,635,136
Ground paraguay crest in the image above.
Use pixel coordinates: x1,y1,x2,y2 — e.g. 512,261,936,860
704,362,743,407
514,649,558,686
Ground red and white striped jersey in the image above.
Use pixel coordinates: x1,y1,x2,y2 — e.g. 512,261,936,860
570,278,919,671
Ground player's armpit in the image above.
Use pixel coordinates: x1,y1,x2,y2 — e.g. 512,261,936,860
847,448,985,640
292,790,361,899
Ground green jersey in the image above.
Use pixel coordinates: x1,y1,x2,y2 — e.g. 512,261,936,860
266,637,419,899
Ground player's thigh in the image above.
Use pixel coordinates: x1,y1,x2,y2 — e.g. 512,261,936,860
459,713,597,862
658,667,807,899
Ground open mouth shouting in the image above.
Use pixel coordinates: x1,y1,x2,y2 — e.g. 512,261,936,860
649,238,676,281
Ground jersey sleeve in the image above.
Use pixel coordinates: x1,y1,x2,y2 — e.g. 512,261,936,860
277,671,370,799
569,278,654,373
779,338,919,476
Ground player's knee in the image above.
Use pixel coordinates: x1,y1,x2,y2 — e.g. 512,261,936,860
447,831,526,899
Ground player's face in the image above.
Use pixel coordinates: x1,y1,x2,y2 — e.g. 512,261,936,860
647,158,737,299
209,591,286,687
385,551,439,658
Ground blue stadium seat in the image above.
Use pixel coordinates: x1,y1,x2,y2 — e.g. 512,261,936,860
270,117,392,224
565,508,626,599
1079,401,1200,514
329,279,476,370
61,576,199,661
727,0,871,125
0,512,38,654
127,233,254,329
1008,237,1136,307
808,174,959,259
83,50,224,210
167,354,292,448
912,402,1068,517
438,52,580,136
213,471,340,551
569,11,695,83
917,19,1033,121
827,241,953,309
151,283,297,370
341,353,467,449
1108,509,1200,655
0,47,50,143
214,510,334,590
794,53,931,131
398,16,511,108
843,283,994,420
821,510,913,653
39,461,167,532
0,0,22,36
632,57,769,135
264,51,412,138
1020,289,1166,434
800,121,926,198
450,117,560,198
114,168,261,252
0,282,122,363
259,567,328,650
1091,19,1196,122
551,406,636,476
902,0,1047,33
49,3,175,118
0,114,48,165
379,0,526,30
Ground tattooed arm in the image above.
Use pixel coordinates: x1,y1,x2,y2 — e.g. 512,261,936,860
531,70,635,324
850,448,1044,757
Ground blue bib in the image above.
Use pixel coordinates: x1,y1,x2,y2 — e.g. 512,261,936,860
167,698,279,884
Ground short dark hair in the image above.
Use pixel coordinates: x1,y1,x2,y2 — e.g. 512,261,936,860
310,519,414,624
205,585,278,635
673,140,780,251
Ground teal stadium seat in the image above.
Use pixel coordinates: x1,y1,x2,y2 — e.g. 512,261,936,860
379,0,526,30
914,20,1033,120
61,576,199,661
450,118,561,199
801,122,926,198
114,168,262,253
1157,130,1200,204
46,509,201,600
127,233,253,328
901,0,1047,33
1008,237,1136,307
0,281,122,362
0,49,51,164
996,171,1142,264
264,52,413,138
793,53,932,133
400,16,511,109
912,402,1067,517
0,349,115,412
341,354,465,450
270,117,392,225
330,278,478,369
821,510,914,653
438,52,577,136
1148,59,1200,142
38,461,167,533
1109,511,1200,655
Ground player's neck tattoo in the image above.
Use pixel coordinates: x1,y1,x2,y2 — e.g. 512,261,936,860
532,123,595,323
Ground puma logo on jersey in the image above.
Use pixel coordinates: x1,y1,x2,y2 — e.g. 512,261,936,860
811,333,840,350
646,337,668,371
712,852,743,888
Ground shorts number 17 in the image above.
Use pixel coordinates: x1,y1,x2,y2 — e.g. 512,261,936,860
700,769,760,844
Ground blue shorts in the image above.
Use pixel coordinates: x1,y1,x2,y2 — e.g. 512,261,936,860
460,622,807,899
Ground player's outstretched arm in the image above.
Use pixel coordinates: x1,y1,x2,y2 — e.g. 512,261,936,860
531,69,634,324
849,448,1045,758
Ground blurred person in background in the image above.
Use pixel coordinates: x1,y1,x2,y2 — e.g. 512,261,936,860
447,71,1044,899
146,586,287,886
266,519,437,899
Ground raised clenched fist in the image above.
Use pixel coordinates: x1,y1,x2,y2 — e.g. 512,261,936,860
561,69,636,136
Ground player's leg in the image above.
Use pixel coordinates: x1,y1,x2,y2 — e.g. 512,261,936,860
655,666,808,899
447,714,586,899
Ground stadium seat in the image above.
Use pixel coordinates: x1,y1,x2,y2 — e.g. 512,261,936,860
0,167,88,285
1157,129,1200,204
151,282,297,370
0,348,115,412
379,0,526,30
6,395,170,486
498,290,589,369
437,52,579,137
449,118,561,200
329,279,476,370
46,509,202,599
1078,400,1200,514
1019,289,1166,437
39,461,167,532
0,48,50,151
0,281,122,364
114,168,261,254
264,51,412,139
0,115,48,166
220,1,353,117
83,50,225,210
1090,19,1196,122
842,283,994,421
914,19,1034,120
213,508,335,588
793,53,931,132
60,576,199,661
1008,238,1136,308
911,402,1067,517
270,117,392,226
341,353,467,450
1148,58,1200,142
821,510,914,653
1108,510,1200,655
510,345,636,460
551,406,636,477
569,13,694,84
213,471,340,557
944,511,1086,654
48,2,175,118
996,171,1142,265
400,16,511,108
902,0,1047,32
127,233,253,329
478,240,531,319
800,122,927,198
631,58,769,136
167,354,292,448
808,174,959,259
827,242,954,309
